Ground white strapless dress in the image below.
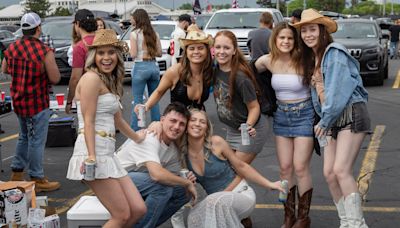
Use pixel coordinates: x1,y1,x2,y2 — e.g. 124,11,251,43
66,93,127,180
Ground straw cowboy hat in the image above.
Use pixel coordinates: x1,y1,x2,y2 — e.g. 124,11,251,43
292,8,337,33
88,29,129,52
179,24,213,48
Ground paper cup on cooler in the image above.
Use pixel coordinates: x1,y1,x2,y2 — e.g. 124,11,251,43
56,93,64,106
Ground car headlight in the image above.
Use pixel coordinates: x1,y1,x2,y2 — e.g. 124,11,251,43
364,47,380,54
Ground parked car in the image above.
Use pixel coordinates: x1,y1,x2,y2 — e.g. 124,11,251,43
120,20,175,77
204,8,284,60
0,30,17,49
195,14,212,30
12,16,124,80
0,25,19,33
332,19,389,86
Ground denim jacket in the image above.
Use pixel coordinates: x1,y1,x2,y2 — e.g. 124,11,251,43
312,42,368,130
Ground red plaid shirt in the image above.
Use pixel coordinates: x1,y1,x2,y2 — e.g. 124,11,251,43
4,36,51,117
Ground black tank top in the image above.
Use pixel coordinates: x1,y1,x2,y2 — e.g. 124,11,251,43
170,80,210,110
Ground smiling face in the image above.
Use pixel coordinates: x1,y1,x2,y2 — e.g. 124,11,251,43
214,34,236,68
161,111,188,144
187,110,208,139
97,20,105,30
276,28,295,54
186,43,208,64
300,23,320,52
95,45,118,75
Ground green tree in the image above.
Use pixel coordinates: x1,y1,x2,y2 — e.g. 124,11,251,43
178,3,192,10
52,6,71,16
342,1,379,15
287,0,345,14
24,0,51,18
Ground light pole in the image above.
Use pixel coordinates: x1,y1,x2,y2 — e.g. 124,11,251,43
303,0,306,10
391,0,394,15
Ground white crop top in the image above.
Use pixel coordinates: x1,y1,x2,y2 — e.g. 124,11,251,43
271,74,310,101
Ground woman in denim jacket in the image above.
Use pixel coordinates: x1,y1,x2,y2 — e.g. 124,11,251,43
294,9,370,228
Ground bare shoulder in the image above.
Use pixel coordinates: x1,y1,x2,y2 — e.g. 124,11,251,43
77,71,103,94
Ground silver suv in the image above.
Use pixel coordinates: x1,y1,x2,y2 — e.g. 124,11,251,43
204,8,284,59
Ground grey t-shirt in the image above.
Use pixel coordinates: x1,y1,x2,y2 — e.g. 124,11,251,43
247,28,272,60
214,68,258,129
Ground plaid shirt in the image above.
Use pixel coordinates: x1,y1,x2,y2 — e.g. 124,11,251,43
4,36,51,117
39,33,54,49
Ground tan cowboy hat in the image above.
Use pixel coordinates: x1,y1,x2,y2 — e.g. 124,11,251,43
292,8,337,33
88,29,129,52
179,24,213,48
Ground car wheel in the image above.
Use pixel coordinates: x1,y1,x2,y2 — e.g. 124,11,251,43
384,62,388,79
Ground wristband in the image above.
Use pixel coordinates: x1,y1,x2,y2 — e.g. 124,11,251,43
67,101,73,105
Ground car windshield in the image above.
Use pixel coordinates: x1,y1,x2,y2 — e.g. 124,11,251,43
207,12,259,29
196,15,212,29
333,22,378,39
41,22,72,40
152,24,175,40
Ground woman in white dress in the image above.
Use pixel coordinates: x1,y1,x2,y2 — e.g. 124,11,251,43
66,29,147,228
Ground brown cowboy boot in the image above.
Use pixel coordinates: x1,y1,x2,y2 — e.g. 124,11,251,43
10,171,25,181
241,217,252,228
281,185,296,228
292,188,313,228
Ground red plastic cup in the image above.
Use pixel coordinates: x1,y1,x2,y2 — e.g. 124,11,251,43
1,92,5,101
56,93,64,106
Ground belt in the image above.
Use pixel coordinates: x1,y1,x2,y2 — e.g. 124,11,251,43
278,99,311,112
78,129,115,139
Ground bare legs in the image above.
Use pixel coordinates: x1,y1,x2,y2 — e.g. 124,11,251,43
86,176,147,228
276,136,313,195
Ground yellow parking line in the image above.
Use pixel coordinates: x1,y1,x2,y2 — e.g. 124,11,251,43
255,204,400,212
0,133,18,143
357,125,385,201
54,189,94,215
393,70,400,89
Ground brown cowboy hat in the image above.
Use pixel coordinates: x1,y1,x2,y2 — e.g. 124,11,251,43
179,24,213,48
292,8,337,33
88,29,129,52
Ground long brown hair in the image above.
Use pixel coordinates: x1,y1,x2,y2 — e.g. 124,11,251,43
269,22,305,83
178,43,214,88
299,24,333,80
131,9,158,58
85,46,125,97
214,30,260,108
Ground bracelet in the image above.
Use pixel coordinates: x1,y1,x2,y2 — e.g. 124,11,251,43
66,101,73,105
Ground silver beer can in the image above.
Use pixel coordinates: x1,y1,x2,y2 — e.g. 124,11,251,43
83,159,96,181
179,168,189,179
240,123,250,145
317,135,328,147
138,104,146,128
278,180,289,203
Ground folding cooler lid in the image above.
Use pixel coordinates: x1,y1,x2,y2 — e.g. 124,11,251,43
67,196,110,220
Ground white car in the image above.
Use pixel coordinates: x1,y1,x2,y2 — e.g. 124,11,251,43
204,8,284,60
120,20,176,77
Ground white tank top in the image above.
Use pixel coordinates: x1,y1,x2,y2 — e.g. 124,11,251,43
271,74,310,101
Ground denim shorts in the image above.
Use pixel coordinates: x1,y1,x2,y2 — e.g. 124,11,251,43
329,102,371,139
273,99,314,137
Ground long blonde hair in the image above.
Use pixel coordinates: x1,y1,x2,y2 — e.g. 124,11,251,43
85,46,125,97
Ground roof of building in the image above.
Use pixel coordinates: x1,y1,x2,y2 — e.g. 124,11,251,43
0,4,24,18
78,1,169,17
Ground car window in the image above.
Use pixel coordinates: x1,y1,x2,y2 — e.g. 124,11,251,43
152,24,175,40
207,12,259,29
333,22,377,39
105,21,123,35
196,15,212,29
41,22,72,40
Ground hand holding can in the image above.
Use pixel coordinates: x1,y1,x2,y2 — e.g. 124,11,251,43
240,123,250,145
137,104,146,128
317,135,328,147
278,180,289,203
83,158,96,181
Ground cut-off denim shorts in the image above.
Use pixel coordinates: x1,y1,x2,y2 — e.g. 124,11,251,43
329,102,371,139
273,99,314,137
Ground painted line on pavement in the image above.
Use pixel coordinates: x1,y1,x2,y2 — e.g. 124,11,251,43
255,204,400,212
357,125,385,202
393,70,400,89
54,189,94,215
0,133,18,143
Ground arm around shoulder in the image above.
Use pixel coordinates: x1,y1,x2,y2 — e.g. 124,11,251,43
45,51,61,84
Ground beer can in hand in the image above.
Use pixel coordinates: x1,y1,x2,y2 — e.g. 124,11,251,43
278,180,289,203
180,169,189,179
83,159,96,181
240,123,250,145
317,135,328,147
137,104,146,128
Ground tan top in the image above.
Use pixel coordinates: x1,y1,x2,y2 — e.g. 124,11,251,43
311,67,325,104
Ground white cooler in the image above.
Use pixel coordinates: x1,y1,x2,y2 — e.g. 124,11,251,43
67,196,110,228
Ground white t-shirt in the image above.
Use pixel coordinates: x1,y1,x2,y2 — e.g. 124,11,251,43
115,133,181,174
171,26,186,65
